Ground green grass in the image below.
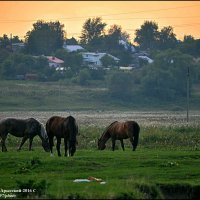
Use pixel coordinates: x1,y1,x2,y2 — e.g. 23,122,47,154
1,80,200,111
1,125,199,199
0,149,199,199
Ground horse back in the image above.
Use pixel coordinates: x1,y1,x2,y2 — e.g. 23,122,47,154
109,121,140,139
0,118,40,137
46,116,67,138
125,121,140,136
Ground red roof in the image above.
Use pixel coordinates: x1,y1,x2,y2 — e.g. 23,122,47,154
46,56,64,64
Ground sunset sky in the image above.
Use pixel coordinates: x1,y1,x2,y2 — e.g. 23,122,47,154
0,1,200,42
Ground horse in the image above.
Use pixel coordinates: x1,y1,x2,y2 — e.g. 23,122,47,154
46,115,78,157
98,121,140,151
0,118,50,152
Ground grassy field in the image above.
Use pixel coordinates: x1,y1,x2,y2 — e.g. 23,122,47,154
0,120,200,199
0,79,200,199
0,148,199,199
1,80,200,111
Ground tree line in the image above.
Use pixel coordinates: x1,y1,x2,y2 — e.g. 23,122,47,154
0,18,200,101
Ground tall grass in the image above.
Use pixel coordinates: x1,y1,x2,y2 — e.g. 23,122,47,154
5,125,199,152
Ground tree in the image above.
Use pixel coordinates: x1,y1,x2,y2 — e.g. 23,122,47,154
25,20,65,55
108,71,133,99
65,37,78,45
0,53,50,79
178,36,200,57
140,49,195,100
0,34,11,50
78,68,91,85
183,35,194,43
55,49,83,74
101,54,116,67
157,26,177,50
105,24,129,51
80,17,106,45
12,36,22,43
134,21,159,51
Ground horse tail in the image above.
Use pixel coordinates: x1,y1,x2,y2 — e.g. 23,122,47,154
132,122,140,150
46,117,55,146
67,116,77,142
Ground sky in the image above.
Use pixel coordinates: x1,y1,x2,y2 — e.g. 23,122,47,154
0,1,200,42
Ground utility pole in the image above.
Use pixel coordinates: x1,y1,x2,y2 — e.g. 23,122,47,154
187,66,190,123
10,33,12,51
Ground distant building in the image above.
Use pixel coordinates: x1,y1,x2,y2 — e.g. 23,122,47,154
82,52,120,68
46,56,64,70
119,66,134,71
119,39,136,53
12,42,25,52
138,56,154,64
63,44,84,52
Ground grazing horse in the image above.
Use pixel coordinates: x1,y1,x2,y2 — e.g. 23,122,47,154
0,118,50,152
98,121,140,151
46,115,78,157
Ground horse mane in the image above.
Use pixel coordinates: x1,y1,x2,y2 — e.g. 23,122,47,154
39,122,48,140
100,121,118,140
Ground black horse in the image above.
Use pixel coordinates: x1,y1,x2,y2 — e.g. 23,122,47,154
98,121,140,151
46,115,78,157
0,118,50,152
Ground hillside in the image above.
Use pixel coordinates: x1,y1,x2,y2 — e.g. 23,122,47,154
1,80,200,111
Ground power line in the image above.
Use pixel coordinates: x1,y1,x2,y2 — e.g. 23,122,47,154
0,4,200,23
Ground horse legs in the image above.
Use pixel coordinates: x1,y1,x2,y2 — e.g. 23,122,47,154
48,136,54,155
64,137,68,157
130,137,137,151
111,138,116,151
18,136,28,151
0,134,8,152
120,139,125,151
29,137,33,151
56,137,61,157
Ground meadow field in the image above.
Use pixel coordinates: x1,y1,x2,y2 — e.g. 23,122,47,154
0,111,200,199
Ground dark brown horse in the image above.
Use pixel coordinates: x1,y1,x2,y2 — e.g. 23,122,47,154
46,115,78,157
98,121,140,151
0,118,50,152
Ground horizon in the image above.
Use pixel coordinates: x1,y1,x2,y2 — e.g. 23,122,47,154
0,1,200,42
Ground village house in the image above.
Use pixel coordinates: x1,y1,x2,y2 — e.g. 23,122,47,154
46,56,65,71
11,42,25,52
82,52,120,69
63,44,85,52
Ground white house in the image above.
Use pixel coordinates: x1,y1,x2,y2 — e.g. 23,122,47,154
82,52,120,68
119,39,136,53
138,56,154,64
119,66,134,71
46,56,64,70
12,42,25,52
63,44,84,52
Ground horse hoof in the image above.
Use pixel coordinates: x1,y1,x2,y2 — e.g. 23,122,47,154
50,153,54,157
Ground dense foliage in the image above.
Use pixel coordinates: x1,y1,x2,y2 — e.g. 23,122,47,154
0,18,200,103
25,20,65,55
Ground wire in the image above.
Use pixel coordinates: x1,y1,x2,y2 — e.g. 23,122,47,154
0,4,200,23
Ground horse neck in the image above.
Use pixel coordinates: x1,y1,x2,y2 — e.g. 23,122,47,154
39,124,47,141
100,130,110,143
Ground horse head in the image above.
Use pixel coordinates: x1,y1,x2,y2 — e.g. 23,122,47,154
69,141,76,156
98,138,106,150
40,123,50,152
